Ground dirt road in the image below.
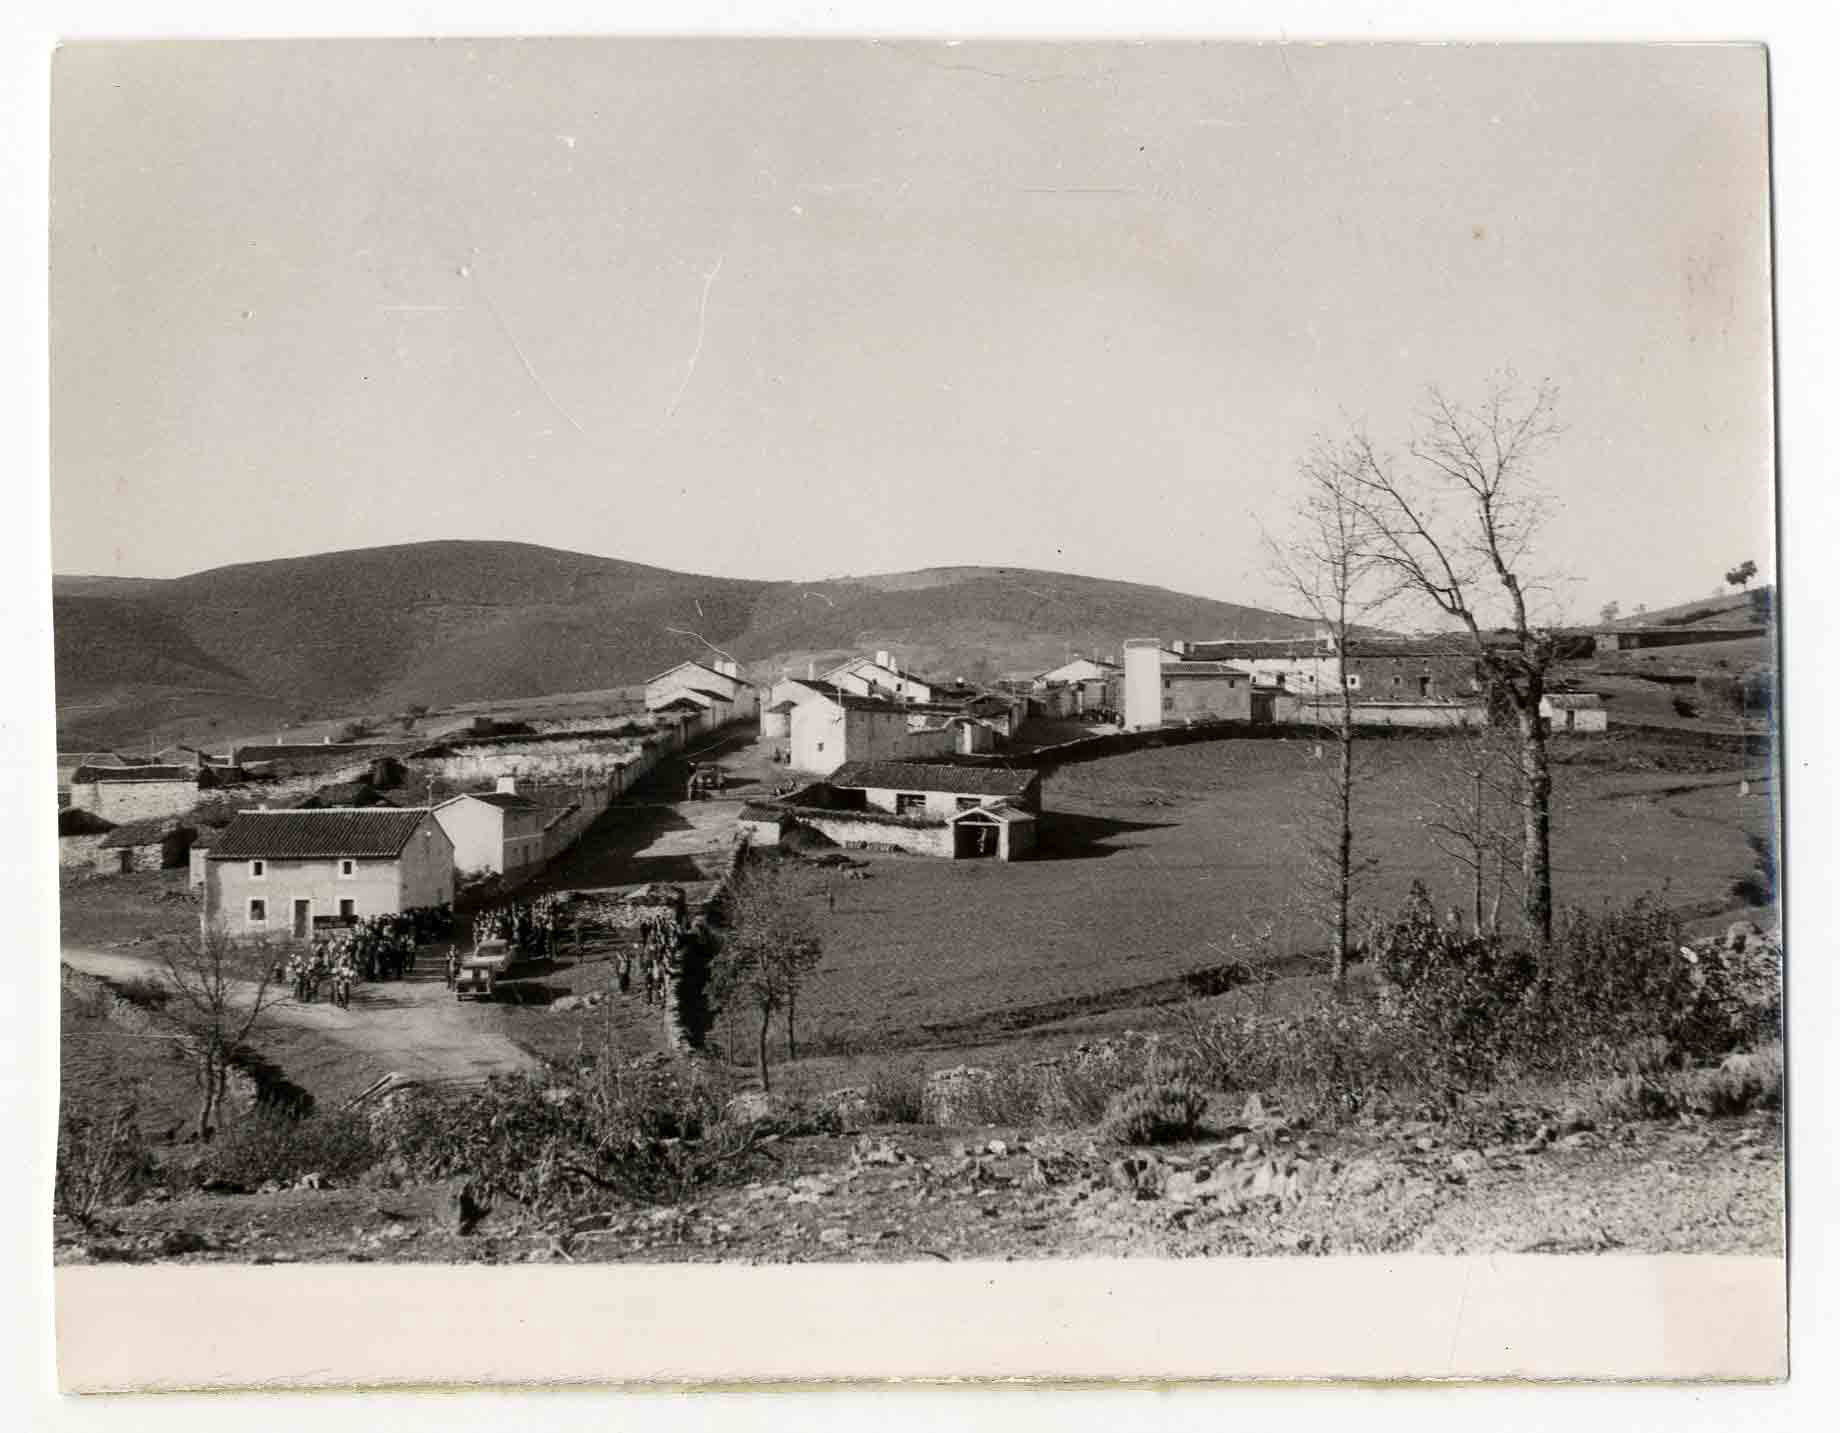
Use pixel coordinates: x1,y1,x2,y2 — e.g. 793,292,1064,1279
61,945,539,1088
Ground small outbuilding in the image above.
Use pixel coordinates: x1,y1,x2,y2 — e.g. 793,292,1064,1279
1542,692,1609,734
94,816,196,874
58,807,116,870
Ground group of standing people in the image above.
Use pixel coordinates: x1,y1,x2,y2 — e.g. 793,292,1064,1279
278,945,356,1008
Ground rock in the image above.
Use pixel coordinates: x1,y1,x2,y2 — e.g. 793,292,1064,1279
1162,1170,1208,1205
1240,1093,1267,1124
1449,1149,1487,1175
726,1091,775,1124
1108,1155,1168,1200
818,1227,849,1246
1248,1162,1278,1199
1556,1131,1597,1151
157,1229,210,1257
1340,1158,1388,1196
986,1139,1009,1157
296,1172,326,1191
1725,920,1762,952
257,1180,283,1196
197,1177,247,1195
1557,1108,1596,1136
552,995,584,1013
854,1138,903,1167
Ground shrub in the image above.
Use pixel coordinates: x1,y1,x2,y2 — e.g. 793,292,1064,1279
375,1052,772,1214
862,1063,927,1124
1100,1068,1208,1145
1671,696,1699,719
198,1107,379,1189
111,972,171,1010
56,1102,155,1228
1598,1044,1782,1122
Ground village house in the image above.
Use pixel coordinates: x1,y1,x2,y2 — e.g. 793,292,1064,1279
644,658,758,724
741,759,1041,861
94,816,196,875
1122,641,1255,730
777,688,964,775
202,808,455,940
823,651,941,703
760,677,845,738
434,779,550,882
65,763,202,823
1033,656,1122,718
1541,692,1609,733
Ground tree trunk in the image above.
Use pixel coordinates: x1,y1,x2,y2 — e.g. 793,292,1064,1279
1516,692,1554,958
785,985,798,1063
1331,681,1354,988
757,1011,771,1095
1472,767,1485,936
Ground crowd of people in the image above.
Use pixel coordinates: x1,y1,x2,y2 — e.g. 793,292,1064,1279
269,904,456,1008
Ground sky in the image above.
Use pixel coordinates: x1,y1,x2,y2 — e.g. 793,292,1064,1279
48,39,1775,620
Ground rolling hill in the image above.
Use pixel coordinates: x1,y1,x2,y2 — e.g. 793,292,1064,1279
52,541,1318,747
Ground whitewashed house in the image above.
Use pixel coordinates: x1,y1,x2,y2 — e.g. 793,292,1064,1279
434,779,549,881
202,808,454,940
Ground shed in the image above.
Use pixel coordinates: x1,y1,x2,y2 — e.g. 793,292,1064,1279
95,817,196,874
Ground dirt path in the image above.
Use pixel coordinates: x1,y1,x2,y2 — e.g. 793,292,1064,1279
61,945,539,1089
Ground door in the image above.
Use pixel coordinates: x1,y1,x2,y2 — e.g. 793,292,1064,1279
292,899,311,939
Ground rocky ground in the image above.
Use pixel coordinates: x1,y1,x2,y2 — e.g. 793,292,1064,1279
53,1098,1782,1267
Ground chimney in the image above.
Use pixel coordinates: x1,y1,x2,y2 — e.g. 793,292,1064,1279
496,776,518,795
1173,640,1190,656
876,650,893,670
807,660,816,680
716,658,739,678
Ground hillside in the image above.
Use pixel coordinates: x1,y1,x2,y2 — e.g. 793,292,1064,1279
53,542,1317,747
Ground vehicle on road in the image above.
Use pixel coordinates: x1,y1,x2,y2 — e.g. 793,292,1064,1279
455,938,518,1001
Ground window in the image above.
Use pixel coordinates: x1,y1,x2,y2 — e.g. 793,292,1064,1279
955,796,981,812
1346,674,1362,690
339,859,355,878
247,898,267,925
339,899,355,920
1419,676,1431,696
1162,678,1173,691
249,859,265,879
1162,697,1175,711
895,793,926,816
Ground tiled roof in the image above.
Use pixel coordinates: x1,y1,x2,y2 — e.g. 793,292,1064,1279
207,809,433,860
100,817,193,849
828,760,1038,798
1185,640,1325,662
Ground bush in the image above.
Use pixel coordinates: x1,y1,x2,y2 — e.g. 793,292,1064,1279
1671,696,1699,719
1100,1067,1208,1145
862,1063,927,1124
56,1102,155,1228
198,1107,378,1189
1598,1043,1782,1122
375,1052,773,1214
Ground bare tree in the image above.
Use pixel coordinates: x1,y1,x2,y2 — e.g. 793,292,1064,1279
154,929,287,1141
1419,720,1522,938
1265,443,1398,986
709,862,824,1091
1340,373,1566,955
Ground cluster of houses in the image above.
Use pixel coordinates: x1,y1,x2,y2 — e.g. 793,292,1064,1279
1121,631,1607,734
59,630,1619,934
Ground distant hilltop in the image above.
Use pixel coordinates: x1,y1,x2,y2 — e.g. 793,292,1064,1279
53,540,1319,749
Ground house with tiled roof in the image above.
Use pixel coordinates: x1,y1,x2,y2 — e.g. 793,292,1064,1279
823,650,943,704
433,779,549,881
202,807,453,939
741,759,1041,861
644,658,758,728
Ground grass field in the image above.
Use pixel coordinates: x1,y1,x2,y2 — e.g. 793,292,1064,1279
756,734,1774,1062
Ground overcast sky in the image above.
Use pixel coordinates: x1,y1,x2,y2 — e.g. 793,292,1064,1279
49,39,1773,618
